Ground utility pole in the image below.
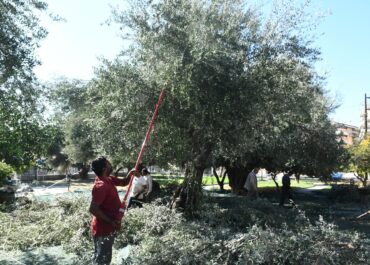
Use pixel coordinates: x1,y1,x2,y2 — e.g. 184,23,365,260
365,94,370,135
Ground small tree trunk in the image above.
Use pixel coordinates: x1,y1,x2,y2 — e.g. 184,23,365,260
295,174,300,184
271,173,281,201
363,172,368,187
221,169,227,190
355,172,368,187
213,167,226,191
271,173,280,192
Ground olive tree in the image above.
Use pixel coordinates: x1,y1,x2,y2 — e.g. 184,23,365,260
349,138,370,187
47,79,95,177
85,0,339,214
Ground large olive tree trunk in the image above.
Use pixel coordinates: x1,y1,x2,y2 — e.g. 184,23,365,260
171,143,211,215
78,163,90,179
226,165,251,194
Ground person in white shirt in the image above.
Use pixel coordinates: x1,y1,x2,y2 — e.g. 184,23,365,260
128,168,153,208
243,168,260,199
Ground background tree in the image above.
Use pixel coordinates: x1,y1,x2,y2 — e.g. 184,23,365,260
0,80,55,170
349,138,370,187
0,0,47,84
0,0,53,170
48,79,95,177
41,124,69,173
0,161,13,185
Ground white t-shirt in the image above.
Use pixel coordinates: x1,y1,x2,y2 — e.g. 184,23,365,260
243,170,257,191
130,175,153,199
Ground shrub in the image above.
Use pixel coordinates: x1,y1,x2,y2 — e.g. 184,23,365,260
0,162,14,185
329,184,360,202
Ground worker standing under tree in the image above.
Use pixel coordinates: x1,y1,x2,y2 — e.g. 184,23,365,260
89,156,139,265
244,168,260,199
280,171,293,206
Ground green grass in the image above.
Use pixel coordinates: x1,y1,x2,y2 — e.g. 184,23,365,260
153,174,329,190
153,175,183,186
153,174,225,186
202,175,229,185
202,176,321,189
258,179,318,188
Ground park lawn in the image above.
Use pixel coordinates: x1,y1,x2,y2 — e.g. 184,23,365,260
153,174,228,186
258,179,319,188
153,174,329,190
152,175,183,186
202,175,229,185
200,176,326,189
202,176,324,189
36,174,329,191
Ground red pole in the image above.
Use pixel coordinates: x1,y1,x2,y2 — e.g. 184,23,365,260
117,90,165,219
134,89,166,170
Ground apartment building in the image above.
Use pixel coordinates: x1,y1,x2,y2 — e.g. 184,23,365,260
334,122,360,146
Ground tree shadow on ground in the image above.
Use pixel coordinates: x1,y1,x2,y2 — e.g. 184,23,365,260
205,186,370,236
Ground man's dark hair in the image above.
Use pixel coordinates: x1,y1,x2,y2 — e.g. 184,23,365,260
91,157,108,176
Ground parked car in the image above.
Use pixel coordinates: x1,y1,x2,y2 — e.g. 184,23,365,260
331,172,343,181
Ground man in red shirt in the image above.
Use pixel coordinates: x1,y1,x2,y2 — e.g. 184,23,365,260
89,156,139,265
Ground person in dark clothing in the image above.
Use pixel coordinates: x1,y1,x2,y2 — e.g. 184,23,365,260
280,172,293,206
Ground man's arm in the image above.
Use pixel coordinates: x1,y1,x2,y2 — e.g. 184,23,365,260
111,176,131,186
89,201,120,229
112,168,140,186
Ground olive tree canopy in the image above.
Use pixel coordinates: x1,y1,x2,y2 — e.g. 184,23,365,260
69,0,342,213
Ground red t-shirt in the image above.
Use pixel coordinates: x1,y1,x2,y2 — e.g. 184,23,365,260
90,176,129,236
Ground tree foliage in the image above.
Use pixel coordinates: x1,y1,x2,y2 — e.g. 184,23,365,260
0,161,13,184
47,79,95,168
105,0,341,210
0,81,55,170
56,0,343,212
349,138,370,186
0,0,47,84
0,0,53,170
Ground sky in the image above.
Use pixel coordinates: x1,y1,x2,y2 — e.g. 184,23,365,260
34,0,124,81
315,0,370,127
34,0,370,127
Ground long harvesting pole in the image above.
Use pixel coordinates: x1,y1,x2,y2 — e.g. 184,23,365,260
134,89,166,170
117,90,165,219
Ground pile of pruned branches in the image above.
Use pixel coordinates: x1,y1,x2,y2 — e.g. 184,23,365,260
0,195,369,264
